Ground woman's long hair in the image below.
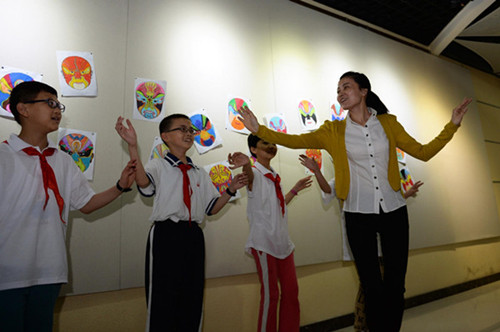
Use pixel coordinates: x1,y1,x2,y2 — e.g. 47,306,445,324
340,71,389,115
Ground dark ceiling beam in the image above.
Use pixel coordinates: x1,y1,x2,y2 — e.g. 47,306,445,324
291,0,429,52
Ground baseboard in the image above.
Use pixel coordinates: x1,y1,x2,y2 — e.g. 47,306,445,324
300,272,500,331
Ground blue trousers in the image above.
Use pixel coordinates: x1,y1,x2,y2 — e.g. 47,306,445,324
345,206,409,332
0,283,61,332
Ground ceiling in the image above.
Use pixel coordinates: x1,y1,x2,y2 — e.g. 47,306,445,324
292,0,500,78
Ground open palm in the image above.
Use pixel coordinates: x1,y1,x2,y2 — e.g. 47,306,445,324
115,116,137,146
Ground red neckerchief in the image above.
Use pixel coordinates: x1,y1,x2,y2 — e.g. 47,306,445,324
178,163,193,225
3,140,65,223
253,165,285,216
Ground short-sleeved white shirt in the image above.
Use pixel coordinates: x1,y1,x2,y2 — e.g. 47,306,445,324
245,162,294,259
0,134,95,291
138,153,220,223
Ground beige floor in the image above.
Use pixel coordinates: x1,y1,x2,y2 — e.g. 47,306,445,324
335,280,500,332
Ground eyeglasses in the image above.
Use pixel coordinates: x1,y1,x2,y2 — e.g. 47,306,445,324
167,126,199,135
24,99,66,112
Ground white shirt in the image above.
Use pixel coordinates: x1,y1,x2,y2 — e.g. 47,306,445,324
245,162,294,259
321,178,381,260
139,153,220,223
344,108,406,213
0,134,95,291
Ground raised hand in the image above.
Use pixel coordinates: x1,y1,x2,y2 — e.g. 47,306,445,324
228,172,249,192
115,116,137,146
293,176,313,193
228,152,251,170
299,154,320,174
237,105,260,133
404,180,423,199
210,172,250,214
118,159,137,190
451,98,472,126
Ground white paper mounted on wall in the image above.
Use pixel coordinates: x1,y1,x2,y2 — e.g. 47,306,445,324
204,160,241,201
133,77,167,123
56,51,98,97
58,128,97,180
297,99,319,131
226,96,251,134
396,147,407,164
149,136,169,160
263,113,288,133
189,109,223,154
0,66,43,119
399,165,415,194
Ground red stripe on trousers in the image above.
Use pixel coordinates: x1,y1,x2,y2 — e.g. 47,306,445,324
251,249,300,332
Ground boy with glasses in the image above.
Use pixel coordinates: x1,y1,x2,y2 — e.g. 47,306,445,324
0,81,137,332
115,114,248,332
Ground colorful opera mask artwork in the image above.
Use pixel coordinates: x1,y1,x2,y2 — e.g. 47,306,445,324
298,100,317,129
306,149,322,170
331,102,347,121
136,81,165,119
268,115,287,133
209,164,233,194
191,114,216,147
0,72,34,113
59,133,95,173
400,167,414,192
61,56,92,90
396,147,406,164
250,155,257,167
228,98,247,131
150,142,169,160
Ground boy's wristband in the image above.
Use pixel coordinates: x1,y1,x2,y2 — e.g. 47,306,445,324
116,180,132,193
290,188,298,196
225,188,236,197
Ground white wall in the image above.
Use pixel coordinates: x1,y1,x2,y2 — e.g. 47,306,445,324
1,0,499,295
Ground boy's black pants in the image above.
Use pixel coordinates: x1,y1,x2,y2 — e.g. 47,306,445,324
145,219,205,332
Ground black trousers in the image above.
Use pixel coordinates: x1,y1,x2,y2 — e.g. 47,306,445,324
145,220,205,332
345,206,409,332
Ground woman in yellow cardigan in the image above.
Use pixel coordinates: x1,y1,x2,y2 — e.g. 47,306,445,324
238,71,472,332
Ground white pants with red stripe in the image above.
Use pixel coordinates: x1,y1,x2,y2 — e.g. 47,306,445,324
251,249,300,332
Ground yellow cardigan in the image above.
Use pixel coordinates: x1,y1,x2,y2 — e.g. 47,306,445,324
256,114,459,201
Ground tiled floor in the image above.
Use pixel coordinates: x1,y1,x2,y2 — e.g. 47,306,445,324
335,280,500,332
